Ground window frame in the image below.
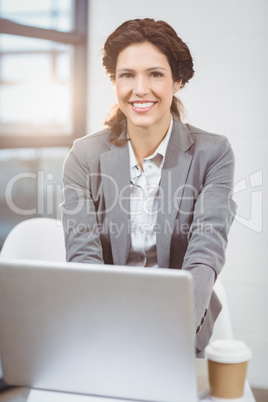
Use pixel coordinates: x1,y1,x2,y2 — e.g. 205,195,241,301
0,0,88,149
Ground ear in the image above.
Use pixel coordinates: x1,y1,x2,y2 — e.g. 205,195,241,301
173,79,182,94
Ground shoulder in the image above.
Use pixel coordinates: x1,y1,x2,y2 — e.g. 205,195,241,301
182,123,234,164
72,127,113,153
171,118,232,156
184,123,235,168
186,123,231,149
70,128,115,162
63,128,115,173
171,119,235,169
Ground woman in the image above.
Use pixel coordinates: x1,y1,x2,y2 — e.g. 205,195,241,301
61,18,236,354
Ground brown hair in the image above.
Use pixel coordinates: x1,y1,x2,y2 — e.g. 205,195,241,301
102,18,194,144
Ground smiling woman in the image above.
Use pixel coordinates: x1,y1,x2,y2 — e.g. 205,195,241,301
102,18,194,146
114,42,182,166
61,18,237,356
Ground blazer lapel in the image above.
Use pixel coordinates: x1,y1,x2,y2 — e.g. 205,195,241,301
100,138,131,265
157,119,194,268
99,119,194,268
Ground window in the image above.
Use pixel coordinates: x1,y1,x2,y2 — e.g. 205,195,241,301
0,0,88,148
0,1,88,249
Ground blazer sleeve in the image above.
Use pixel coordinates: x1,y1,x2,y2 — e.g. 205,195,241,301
182,136,237,333
60,140,104,263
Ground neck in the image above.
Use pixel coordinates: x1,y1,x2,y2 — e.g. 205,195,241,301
128,116,171,168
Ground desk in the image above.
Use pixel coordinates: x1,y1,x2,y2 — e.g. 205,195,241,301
0,360,255,402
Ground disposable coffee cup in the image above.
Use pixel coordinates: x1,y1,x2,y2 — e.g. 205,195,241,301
205,339,252,400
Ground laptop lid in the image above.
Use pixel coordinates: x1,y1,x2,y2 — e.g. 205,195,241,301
0,259,198,402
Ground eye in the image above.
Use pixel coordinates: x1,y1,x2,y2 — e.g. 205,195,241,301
150,71,164,78
119,72,133,79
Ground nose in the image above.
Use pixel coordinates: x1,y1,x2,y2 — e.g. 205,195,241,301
133,76,149,96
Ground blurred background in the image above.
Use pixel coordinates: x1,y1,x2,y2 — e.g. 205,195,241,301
0,0,267,393
0,0,87,238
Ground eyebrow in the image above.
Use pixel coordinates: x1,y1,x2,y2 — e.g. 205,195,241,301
116,67,168,73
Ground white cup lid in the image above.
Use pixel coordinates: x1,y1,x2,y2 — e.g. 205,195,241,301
205,339,252,363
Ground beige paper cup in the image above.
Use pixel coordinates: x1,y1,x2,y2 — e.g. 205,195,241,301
205,340,252,400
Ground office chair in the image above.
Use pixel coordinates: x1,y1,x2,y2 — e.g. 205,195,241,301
0,217,66,262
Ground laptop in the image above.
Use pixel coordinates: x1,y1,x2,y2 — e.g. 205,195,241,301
0,259,198,402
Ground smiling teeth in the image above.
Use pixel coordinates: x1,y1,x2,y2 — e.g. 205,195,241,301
133,102,154,108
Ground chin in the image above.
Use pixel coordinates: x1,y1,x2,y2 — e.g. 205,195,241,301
129,116,155,129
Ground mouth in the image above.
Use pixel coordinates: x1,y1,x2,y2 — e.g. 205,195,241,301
129,101,157,113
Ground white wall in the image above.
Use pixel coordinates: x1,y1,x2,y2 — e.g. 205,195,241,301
87,0,268,388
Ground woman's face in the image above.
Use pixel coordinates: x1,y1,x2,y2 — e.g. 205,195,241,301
114,42,181,133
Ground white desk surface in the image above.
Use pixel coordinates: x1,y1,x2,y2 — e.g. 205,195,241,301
0,359,255,402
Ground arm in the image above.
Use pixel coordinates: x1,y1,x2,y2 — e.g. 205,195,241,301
60,140,104,263
182,136,237,332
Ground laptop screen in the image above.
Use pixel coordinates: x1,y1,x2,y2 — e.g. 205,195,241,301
0,259,198,402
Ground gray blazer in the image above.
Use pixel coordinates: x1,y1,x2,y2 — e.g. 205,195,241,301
61,118,236,353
